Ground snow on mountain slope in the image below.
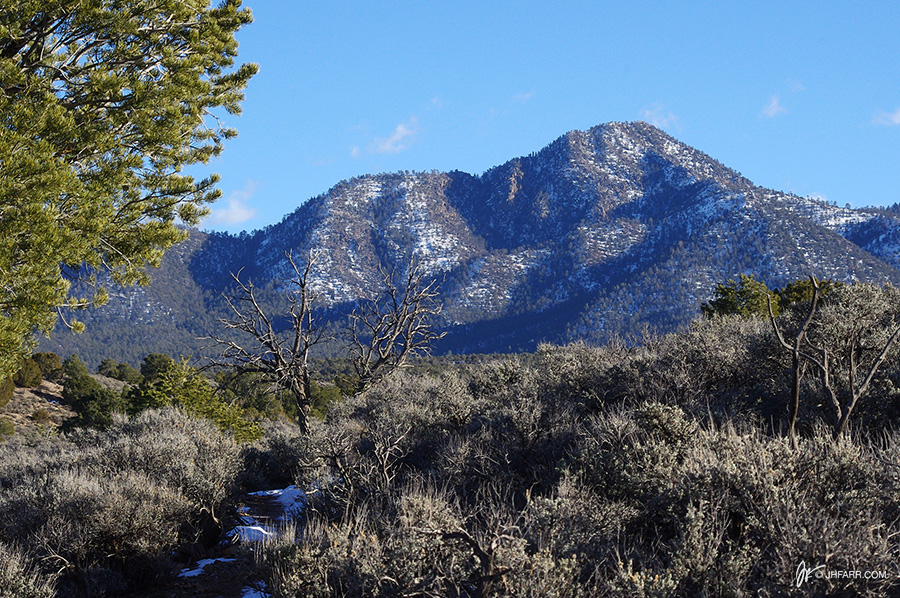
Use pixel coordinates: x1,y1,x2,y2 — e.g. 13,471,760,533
42,121,900,363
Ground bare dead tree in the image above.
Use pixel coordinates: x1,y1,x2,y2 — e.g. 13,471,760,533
806,283,900,441
832,322,900,439
348,257,447,390
770,277,900,442
768,276,821,448
208,250,327,432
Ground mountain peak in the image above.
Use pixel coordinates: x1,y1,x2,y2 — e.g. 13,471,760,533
42,123,900,365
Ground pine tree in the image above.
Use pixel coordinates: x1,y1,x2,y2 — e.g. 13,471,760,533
0,1,257,376
701,274,777,318
13,357,42,388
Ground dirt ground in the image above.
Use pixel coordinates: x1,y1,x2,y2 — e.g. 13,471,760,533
131,551,264,598
1,380,76,438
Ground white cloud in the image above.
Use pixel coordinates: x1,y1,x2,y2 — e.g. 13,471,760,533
372,117,419,154
511,91,536,104
874,107,900,126
639,104,679,129
763,96,787,118
206,181,257,225
350,146,362,158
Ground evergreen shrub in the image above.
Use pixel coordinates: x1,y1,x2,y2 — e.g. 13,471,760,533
63,371,124,430
0,378,12,410
126,360,262,442
97,358,141,384
0,418,12,440
13,358,42,388
31,353,63,383
30,409,51,426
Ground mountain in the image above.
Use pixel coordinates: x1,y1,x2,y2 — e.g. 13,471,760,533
40,121,900,367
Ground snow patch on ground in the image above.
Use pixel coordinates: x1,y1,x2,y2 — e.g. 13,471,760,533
176,485,309,596
225,485,307,546
178,557,237,578
241,584,269,598
247,485,307,521
228,525,278,543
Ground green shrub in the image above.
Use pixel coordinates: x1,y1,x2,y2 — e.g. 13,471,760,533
140,353,174,382
310,380,341,419
97,358,118,378
701,273,776,318
31,352,63,383
63,370,125,430
62,353,90,380
30,409,51,426
13,357,42,388
97,358,142,384
114,362,142,384
0,418,13,440
334,373,361,396
126,360,262,442
0,378,12,410
215,369,294,421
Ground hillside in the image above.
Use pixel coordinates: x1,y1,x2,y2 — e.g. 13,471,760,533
40,121,900,366
1,382,75,438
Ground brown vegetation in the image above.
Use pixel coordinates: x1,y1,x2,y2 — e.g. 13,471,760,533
251,315,900,597
1,381,76,438
6,282,900,596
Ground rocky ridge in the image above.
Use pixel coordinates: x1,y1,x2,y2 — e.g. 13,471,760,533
42,122,900,364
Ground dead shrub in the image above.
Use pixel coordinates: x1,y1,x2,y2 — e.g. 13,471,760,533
0,541,56,598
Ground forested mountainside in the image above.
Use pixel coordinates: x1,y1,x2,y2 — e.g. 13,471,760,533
41,121,900,367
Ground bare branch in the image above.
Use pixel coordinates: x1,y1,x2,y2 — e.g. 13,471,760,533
768,276,822,447
205,250,329,432
834,323,900,440
348,256,447,389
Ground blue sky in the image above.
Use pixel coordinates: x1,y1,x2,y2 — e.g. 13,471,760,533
199,1,900,233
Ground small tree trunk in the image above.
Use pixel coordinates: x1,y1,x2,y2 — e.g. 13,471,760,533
291,376,311,433
833,403,853,441
788,354,801,448
768,281,820,449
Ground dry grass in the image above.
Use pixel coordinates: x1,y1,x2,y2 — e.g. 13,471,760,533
0,382,76,438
